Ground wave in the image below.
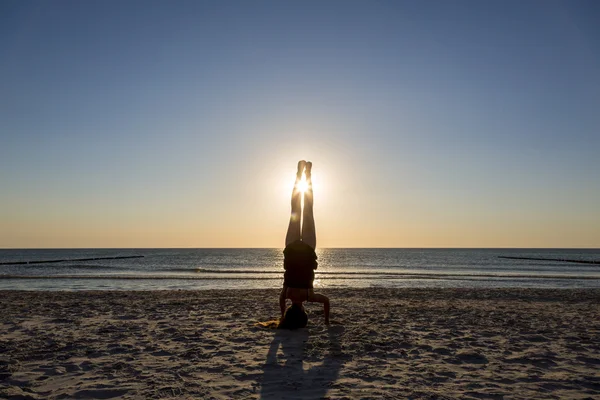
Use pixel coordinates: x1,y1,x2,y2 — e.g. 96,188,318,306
0,274,281,280
1,273,599,281
158,265,600,276
45,264,121,270
0,255,143,265
184,268,600,279
0,264,122,270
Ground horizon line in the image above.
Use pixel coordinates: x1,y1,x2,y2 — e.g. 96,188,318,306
1,247,599,250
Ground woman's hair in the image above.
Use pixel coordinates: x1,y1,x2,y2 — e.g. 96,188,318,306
278,303,308,330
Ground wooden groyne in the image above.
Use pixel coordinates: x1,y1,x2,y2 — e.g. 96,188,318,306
498,256,600,265
0,255,144,266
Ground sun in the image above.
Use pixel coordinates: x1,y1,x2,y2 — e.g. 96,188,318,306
297,176,309,192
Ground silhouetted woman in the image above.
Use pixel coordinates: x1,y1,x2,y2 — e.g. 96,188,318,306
279,160,330,329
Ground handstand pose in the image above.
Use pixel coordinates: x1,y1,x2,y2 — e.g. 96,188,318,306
279,160,330,328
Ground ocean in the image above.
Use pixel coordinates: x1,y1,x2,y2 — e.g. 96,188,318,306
1,248,599,291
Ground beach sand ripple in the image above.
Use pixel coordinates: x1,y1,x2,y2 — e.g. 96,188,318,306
1,288,599,399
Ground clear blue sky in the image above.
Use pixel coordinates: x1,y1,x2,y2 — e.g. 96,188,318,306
1,0,599,248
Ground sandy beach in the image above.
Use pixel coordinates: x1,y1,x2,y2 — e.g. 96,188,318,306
1,288,599,399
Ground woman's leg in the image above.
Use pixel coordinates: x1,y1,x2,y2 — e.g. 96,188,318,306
285,160,305,246
301,161,316,249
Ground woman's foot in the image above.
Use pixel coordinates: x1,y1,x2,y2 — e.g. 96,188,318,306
305,161,312,181
296,160,306,179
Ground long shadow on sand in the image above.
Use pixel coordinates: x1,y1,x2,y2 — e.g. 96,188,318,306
260,325,345,399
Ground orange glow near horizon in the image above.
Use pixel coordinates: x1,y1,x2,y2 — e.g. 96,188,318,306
1,150,599,249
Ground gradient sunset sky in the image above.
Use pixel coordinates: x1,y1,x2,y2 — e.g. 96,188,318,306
1,1,599,248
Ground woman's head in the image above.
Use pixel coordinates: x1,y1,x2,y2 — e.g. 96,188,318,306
278,303,308,329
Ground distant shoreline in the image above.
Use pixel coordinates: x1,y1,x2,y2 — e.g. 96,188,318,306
2,247,600,250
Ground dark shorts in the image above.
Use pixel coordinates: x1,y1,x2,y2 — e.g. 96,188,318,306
283,240,318,289
284,269,315,289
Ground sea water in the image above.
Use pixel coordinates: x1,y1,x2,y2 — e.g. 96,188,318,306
1,248,599,291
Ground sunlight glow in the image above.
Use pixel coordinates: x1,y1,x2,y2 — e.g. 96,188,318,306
297,175,309,193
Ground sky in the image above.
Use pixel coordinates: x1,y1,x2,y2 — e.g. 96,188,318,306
1,0,599,248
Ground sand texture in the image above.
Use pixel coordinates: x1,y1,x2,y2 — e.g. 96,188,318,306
1,288,599,399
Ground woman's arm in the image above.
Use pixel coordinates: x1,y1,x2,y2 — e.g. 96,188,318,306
279,285,288,318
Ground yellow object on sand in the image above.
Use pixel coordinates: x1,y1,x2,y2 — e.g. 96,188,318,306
256,320,280,329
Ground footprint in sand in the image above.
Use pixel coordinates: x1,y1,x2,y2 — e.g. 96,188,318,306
71,388,130,399
455,350,488,364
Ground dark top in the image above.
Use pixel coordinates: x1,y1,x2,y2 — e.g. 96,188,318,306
283,240,318,289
